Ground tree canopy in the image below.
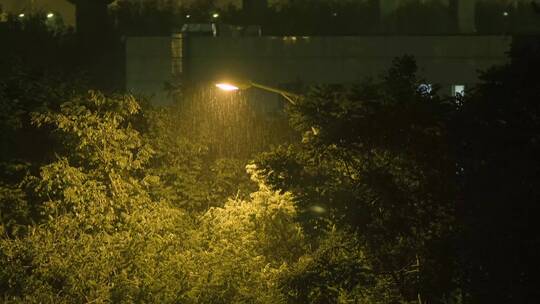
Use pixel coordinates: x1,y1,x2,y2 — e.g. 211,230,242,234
1,30,539,302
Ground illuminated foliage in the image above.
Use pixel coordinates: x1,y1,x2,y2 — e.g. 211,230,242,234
0,64,87,238
1,92,191,302
3,41,537,302
143,102,256,211
183,174,304,303
0,90,306,303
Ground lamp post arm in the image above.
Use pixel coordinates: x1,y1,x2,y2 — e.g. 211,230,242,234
250,82,300,105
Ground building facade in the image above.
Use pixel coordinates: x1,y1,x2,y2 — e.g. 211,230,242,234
125,34,512,104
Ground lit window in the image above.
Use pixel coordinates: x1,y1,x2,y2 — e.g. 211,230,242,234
452,85,465,97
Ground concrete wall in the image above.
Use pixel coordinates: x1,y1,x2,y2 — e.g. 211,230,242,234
185,35,511,88
125,37,174,105
456,0,476,33
125,35,512,103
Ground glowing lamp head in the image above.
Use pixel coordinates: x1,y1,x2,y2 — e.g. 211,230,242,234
47,13,54,19
215,83,240,91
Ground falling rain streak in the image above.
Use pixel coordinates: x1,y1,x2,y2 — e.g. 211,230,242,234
174,85,296,159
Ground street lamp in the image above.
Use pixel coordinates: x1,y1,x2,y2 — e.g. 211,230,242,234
215,80,301,105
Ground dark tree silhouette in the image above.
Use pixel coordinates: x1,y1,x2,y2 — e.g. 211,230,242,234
67,0,114,38
456,36,540,304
